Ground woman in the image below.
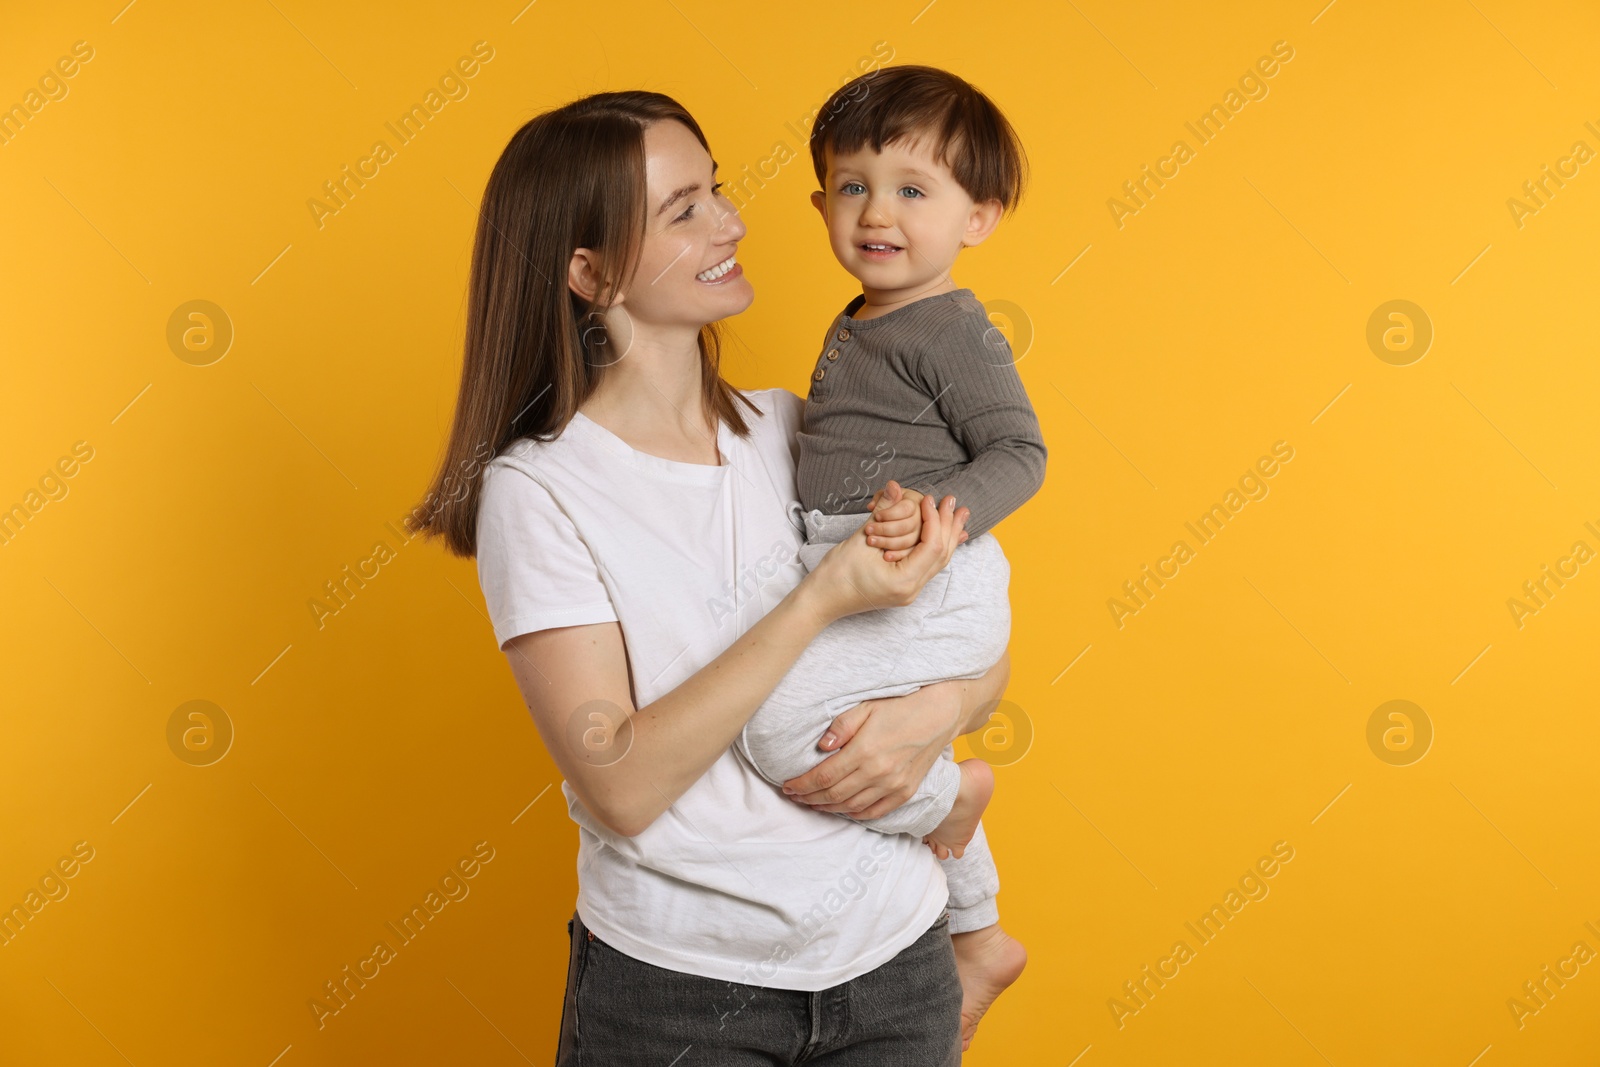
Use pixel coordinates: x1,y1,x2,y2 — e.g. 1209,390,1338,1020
416,91,1012,1065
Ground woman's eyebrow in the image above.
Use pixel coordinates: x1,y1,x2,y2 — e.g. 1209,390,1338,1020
657,183,700,216
656,160,720,216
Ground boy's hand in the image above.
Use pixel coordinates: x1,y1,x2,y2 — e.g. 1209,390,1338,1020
865,481,965,562
866,480,921,518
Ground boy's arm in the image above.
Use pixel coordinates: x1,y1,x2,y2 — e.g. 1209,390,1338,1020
906,308,1047,540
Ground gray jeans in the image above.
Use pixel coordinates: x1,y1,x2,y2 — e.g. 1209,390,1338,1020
555,908,962,1065
735,508,1010,934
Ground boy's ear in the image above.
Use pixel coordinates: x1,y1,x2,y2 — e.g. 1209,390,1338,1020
567,248,622,305
810,189,827,221
960,199,1004,248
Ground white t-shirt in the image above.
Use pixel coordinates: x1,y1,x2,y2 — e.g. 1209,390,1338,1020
474,386,948,990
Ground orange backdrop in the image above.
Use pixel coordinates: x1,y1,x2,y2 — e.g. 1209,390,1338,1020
3,0,1599,1064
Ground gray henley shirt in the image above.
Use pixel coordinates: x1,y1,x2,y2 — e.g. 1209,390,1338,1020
796,288,1047,540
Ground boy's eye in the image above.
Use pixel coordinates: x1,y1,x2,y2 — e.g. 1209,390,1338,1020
841,181,865,195
898,187,924,199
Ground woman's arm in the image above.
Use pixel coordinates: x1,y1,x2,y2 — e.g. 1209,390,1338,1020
956,648,1012,735
502,494,971,838
782,648,1012,819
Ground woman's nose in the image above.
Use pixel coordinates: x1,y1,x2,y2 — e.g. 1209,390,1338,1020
711,199,746,241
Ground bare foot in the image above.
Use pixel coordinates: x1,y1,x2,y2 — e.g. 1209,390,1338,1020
923,759,994,860
951,924,1027,1052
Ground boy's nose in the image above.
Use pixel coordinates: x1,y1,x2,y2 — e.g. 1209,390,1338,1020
859,195,893,228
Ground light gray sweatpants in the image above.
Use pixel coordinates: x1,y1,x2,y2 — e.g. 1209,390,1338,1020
734,507,1010,934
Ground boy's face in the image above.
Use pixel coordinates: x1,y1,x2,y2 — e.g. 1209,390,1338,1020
810,136,1001,301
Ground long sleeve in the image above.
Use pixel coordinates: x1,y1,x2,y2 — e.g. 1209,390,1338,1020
906,309,1047,539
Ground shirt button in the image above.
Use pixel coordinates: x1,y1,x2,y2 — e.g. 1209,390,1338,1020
837,328,851,341
813,368,826,381
826,349,839,361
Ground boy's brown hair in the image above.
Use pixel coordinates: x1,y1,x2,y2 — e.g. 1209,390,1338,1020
808,64,1027,212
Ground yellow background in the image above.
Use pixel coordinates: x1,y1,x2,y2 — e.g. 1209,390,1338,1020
3,0,1598,1063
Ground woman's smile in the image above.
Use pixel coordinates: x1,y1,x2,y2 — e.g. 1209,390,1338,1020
695,254,742,283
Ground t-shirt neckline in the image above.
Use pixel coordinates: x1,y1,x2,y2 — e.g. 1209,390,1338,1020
569,409,734,485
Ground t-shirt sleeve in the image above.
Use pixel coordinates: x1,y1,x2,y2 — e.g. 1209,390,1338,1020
475,458,618,651
772,387,805,468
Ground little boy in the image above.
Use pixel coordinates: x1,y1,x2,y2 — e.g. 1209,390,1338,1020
732,65,1043,1051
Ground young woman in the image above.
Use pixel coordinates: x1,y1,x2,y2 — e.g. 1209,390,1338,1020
416,91,1012,1065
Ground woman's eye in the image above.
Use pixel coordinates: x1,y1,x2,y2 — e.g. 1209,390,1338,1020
677,183,724,222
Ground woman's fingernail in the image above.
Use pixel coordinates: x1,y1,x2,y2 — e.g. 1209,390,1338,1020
783,786,795,794
822,732,837,748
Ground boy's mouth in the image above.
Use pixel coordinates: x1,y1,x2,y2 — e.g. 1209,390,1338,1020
858,242,903,259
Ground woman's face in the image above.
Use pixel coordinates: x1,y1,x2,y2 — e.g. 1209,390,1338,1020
617,119,751,330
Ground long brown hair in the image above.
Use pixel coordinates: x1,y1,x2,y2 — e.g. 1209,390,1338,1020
412,91,760,558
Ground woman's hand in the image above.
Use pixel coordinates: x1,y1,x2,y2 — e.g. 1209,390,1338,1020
803,493,970,621
781,682,965,819
781,649,1011,820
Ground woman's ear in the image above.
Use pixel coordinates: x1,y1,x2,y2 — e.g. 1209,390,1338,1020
961,199,1004,248
567,248,598,302
568,248,622,305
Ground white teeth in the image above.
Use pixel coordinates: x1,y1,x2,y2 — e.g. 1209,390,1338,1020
696,255,737,281
863,244,898,251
